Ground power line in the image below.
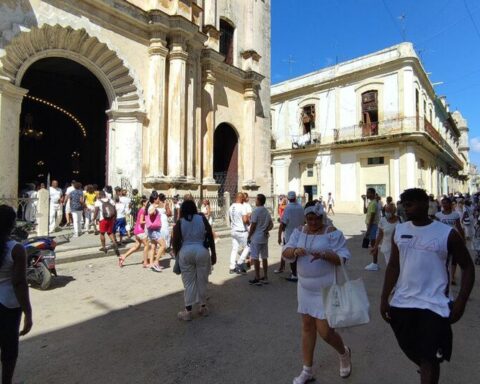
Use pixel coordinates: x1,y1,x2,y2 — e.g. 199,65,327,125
382,0,405,41
464,0,480,41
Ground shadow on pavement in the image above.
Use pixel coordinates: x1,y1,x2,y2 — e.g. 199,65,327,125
15,232,480,384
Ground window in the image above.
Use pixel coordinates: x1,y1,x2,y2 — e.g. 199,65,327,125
361,90,378,136
220,19,234,65
301,105,315,134
367,157,384,165
306,163,314,177
366,184,386,197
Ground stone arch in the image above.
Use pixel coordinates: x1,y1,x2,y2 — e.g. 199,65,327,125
0,24,145,113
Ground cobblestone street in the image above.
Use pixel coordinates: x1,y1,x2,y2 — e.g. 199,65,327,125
15,214,480,383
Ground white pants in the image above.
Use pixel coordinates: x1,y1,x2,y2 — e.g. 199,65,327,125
179,244,211,307
230,231,248,269
84,205,96,231
49,204,62,232
71,211,83,236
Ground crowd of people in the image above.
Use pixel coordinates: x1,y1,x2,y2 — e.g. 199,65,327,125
2,183,479,384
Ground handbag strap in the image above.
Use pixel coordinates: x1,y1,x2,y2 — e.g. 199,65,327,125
334,256,350,284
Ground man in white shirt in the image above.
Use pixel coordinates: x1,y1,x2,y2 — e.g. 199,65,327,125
381,188,474,384
235,192,253,273
229,193,249,274
435,197,465,286
49,180,63,232
64,180,75,226
327,192,335,215
277,191,304,281
247,194,273,285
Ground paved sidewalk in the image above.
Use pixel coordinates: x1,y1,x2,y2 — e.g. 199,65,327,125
51,213,361,264
51,221,269,264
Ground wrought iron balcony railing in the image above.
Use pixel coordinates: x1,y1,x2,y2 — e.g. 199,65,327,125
286,117,463,166
291,131,321,148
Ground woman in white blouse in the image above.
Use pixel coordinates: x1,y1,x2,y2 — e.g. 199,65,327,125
282,201,352,384
371,203,401,264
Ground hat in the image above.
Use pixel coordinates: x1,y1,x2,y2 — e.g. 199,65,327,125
287,191,296,199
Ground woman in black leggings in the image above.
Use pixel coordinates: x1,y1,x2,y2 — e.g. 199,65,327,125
0,205,32,384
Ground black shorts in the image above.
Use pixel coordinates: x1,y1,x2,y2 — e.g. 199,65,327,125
0,303,22,362
389,306,452,364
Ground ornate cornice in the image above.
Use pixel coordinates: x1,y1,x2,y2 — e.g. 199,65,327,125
201,49,265,87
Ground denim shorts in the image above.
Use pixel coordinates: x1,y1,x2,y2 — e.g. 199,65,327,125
369,224,378,240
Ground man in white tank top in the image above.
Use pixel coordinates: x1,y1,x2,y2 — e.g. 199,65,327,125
380,188,474,384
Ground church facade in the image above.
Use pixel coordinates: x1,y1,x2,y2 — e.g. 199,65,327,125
271,43,470,213
0,0,271,197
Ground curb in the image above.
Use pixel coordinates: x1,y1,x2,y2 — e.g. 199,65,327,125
55,229,236,265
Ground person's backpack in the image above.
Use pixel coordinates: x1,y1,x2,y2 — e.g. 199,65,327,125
146,210,161,231
102,201,115,219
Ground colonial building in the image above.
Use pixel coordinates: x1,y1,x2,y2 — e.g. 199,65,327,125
0,0,271,197
271,43,470,213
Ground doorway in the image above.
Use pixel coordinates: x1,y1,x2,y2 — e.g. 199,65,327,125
19,57,108,191
213,123,239,196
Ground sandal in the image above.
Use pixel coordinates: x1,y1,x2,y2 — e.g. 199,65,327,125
118,257,125,267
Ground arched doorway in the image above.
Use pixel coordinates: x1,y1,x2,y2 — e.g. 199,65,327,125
0,24,146,197
19,57,108,189
214,123,238,196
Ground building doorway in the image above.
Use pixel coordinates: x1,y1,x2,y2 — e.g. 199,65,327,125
361,90,378,136
19,57,108,190
213,123,238,196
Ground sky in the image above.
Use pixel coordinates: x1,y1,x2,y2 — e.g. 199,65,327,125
271,0,480,167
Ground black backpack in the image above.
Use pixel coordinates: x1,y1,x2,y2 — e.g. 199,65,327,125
102,201,115,219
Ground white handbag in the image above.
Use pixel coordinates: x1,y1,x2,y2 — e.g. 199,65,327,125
323,259,370,328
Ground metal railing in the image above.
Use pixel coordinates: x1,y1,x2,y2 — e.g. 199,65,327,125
0,196,38,223
329,116,462,164
291,131,321,148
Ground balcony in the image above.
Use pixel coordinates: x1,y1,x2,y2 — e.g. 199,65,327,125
291,131,321,149
330,117,463,166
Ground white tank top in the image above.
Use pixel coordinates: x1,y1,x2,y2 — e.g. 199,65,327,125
390,221,452,317
0,240,21,308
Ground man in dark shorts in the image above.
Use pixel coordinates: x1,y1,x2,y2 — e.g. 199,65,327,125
380,188,475,384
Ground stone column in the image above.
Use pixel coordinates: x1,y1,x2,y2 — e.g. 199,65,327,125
107,110,146,190
202,68,216,185
242,83,257,187
203,0,218,28
167,34,188,181
186,50,197,182
145,35,169,182
36,188,49,236
0,78,28,197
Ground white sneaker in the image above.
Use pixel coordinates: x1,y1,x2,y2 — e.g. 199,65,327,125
293,369,314,384
339,346,352,378
364,262,379,271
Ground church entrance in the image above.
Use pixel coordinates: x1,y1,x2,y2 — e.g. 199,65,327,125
213,123,238,196
19,57,108,190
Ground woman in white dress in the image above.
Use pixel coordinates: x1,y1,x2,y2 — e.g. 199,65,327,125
282,201,352,384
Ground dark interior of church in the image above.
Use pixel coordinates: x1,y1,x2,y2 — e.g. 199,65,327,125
19,57,108,191
214,123,238,196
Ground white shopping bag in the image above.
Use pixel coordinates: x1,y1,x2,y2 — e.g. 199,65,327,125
323,259,370,328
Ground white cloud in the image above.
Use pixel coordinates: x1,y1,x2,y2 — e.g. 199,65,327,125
470,137,480,153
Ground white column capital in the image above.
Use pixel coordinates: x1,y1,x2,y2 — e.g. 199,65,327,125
0,77,28,102
203,69,216,85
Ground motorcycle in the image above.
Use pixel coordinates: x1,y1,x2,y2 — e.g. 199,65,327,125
12,224,57,290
